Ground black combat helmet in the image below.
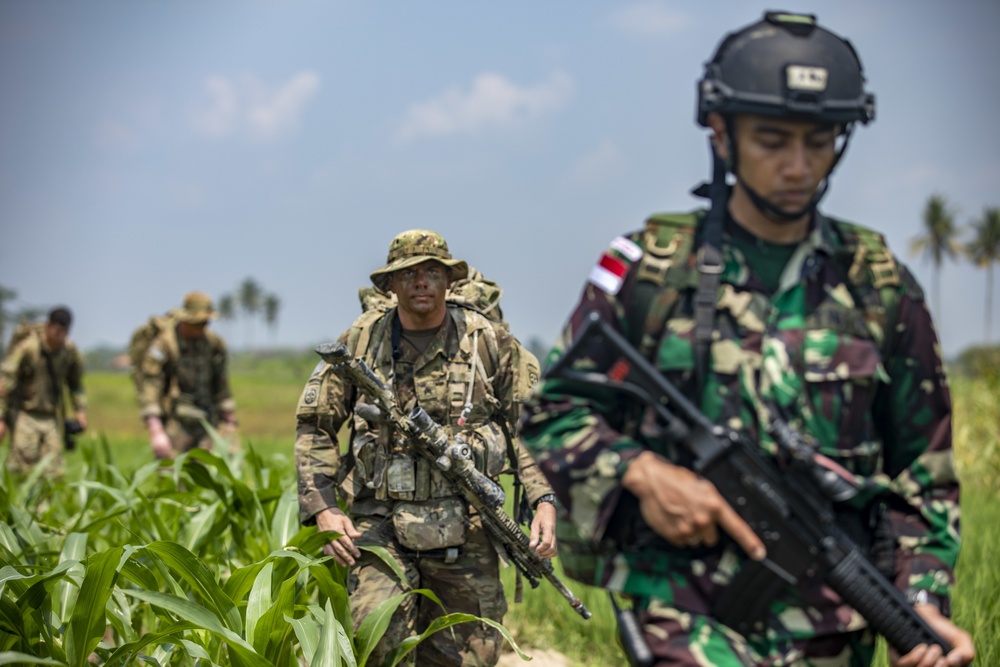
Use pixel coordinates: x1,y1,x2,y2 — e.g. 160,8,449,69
697,11,875,128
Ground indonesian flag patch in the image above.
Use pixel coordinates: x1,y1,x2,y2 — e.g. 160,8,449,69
588,236,643,295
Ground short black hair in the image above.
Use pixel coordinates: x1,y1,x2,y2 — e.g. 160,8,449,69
48,306,73,329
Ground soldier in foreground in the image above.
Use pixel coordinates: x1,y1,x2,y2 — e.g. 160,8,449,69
0,306,87,476
135,291,237,458
295,230,557,666
520,11,974,667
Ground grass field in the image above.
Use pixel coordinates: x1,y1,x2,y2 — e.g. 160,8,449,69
3,368,997,665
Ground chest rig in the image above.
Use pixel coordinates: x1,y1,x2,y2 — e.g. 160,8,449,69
346,305,509,503
629,211,903,366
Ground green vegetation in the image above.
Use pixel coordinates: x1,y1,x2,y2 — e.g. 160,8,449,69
1,370,997,665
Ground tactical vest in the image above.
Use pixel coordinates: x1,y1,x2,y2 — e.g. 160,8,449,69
340,305,510,505
556,210,906,585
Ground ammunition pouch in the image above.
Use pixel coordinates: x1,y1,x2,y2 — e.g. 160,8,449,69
392,497,468,551
465,421,508,478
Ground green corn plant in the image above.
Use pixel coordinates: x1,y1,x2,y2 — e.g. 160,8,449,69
0,433,527,667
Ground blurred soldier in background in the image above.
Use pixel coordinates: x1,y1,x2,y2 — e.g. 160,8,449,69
135,291,237,458
0,306,87,476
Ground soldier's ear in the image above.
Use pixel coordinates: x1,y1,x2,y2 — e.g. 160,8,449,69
707,112,731,162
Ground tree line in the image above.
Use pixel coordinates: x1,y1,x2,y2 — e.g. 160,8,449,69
910,196,1000,342
0,277,282,357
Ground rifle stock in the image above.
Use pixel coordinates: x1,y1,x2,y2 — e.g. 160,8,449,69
315,342,592,620
545,312,951,655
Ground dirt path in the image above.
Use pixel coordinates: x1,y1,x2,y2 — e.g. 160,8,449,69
497,647,572,667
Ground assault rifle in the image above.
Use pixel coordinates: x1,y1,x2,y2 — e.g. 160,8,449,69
544,312,951,655
315,342,592,620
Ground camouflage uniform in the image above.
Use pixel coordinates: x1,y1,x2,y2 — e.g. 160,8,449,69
296,231,552,667
0,324,86,475
137,294,235,454
519,211,959,666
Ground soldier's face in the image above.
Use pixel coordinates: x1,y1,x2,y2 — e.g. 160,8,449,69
715,114,838,216
178,321,209,340
389,260,450,321
44,323,68,351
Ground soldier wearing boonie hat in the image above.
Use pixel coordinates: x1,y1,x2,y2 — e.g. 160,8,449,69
296,229,556,667
368,229,469,292
173,291,218,324
138,291,237,458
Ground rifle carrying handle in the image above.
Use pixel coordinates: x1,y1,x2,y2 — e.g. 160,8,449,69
828,550,952,655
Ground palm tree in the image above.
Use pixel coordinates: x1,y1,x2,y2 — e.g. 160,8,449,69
217,293,236,339
263,293,281,345
965,207,1000,342
909,194,962,318
238,278,262,350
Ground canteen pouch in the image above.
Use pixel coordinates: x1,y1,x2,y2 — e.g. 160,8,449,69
392,497,467,551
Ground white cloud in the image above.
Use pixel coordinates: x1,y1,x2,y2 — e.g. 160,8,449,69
610,2,691,36
566,139,628,185
397,70,573,142
191,71,320,141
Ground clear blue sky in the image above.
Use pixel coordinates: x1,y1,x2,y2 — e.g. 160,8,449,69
2,1,997,360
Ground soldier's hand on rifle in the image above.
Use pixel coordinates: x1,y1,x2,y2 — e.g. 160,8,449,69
622,450,766,560
529,499,558,559
75,411,88,430
890,604,974,667
146,417,173,459
316,507,362,567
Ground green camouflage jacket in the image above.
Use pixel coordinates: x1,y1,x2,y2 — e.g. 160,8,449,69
136,327,234,423
296,303,552,523
520,210,960,641
0,326,86,419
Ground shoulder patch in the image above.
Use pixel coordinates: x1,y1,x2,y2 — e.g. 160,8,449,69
149,346,166,363
588,236,643,295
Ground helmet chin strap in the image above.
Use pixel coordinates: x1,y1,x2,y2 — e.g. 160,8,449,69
725,117,857,225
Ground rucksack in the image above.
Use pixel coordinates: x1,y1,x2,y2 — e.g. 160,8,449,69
4,320,43,358
127,313,179,393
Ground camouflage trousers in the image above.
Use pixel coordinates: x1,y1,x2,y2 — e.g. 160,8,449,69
635,598,876,666
349,512,507,667
6,411,63,476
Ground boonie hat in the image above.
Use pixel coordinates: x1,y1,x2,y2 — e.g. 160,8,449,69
175,291,217,324
370,229,469,291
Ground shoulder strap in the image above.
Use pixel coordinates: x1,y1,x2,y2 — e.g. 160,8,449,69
630,211,702,358
830,218,902,360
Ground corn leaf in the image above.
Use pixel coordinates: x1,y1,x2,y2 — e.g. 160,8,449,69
245,561,273,649
141,541,242,634
64,546,124,667
0,651,62,665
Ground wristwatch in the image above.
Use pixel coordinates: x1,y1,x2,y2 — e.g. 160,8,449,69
905,588,951,617
533,493,557,509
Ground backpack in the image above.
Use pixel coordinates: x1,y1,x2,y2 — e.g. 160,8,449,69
127,313,179,393
4,320,44,358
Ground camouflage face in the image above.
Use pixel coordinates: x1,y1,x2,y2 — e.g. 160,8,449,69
370,229,469,292
388,260,450,326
